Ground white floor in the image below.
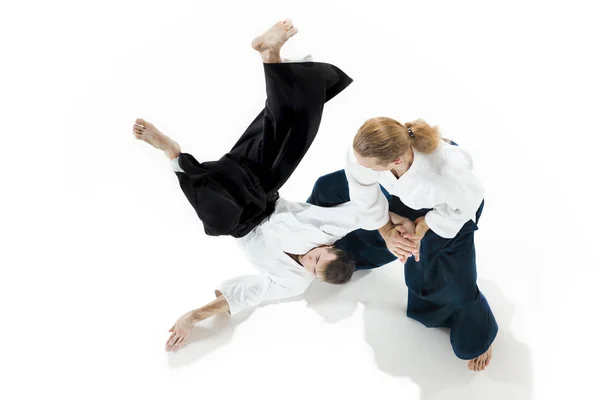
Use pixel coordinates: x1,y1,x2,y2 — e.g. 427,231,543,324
2,1,599,399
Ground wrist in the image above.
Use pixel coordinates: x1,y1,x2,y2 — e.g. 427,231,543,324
377,219,393,237
416,220,429,236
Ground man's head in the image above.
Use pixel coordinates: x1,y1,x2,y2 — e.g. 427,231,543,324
299,245,355,284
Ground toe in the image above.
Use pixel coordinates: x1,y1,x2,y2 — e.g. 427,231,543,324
475,357,483,371
286,27,298,38
135,118,147,126
283,18,293,28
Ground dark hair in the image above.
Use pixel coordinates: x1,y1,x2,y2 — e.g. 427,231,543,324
322,247,355,284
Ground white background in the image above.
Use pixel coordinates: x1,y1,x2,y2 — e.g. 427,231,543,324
1,1,598,399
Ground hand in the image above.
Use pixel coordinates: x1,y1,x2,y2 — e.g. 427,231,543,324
402,217,429,262
389,212,416,236
387,213,416,263
382,223,419,261
165,311,195,352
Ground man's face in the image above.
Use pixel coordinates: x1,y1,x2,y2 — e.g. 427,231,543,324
299,245,337,278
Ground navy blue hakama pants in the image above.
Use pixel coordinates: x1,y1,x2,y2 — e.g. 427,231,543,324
307,169,498,360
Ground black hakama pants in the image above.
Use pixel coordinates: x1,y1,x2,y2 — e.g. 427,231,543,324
174,62,353,237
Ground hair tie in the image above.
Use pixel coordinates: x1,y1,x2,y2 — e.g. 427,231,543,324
407,127,415,138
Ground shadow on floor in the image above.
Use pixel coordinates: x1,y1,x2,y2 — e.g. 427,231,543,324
303,264,533,400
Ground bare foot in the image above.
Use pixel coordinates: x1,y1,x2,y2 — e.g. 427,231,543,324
468,346,492,371
132,118,181,160
251,19,298,63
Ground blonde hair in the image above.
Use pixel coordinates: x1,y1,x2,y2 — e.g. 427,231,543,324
353,117,441,164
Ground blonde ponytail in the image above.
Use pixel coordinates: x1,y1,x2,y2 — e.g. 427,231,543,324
354,117,440,164
405,119,440,154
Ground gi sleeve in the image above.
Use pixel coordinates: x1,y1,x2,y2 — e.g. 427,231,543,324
344,146,390,230
424,152,484,238
216,274,311,316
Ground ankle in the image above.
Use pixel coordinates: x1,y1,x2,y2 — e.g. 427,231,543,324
165,143,181,160
261,50,281,64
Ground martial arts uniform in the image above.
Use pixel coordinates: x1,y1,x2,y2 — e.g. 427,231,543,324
311,140,498,360
170,60,355,314
194,196,356,315
306,172,397,270
173,61,353,238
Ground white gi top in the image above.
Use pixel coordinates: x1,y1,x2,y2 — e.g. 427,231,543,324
344,140,484,239
217,198,359,315
172,156,358,315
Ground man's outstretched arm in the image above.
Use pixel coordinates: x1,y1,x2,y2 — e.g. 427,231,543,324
165,292,230,352
165,273,310,352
